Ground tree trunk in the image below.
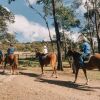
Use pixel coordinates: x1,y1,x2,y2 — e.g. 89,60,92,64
86,2,95,54
52,0,63,71
94,0,100,53
95,17,100,53
97,35,100,53
44,17,54,52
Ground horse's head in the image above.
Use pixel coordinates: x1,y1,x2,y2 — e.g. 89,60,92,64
67,49,74,57
35,48,41,58
67,48,82,60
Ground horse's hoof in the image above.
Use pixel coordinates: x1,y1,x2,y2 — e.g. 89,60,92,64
73,81,76,83
84,82,88,85
16,72,19,75
55,76,58,78
12,73,14,75
2,71,5,73
40,73,44,77
17,72,19,75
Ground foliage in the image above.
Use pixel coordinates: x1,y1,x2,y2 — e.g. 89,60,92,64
0,32,18,44
8,0,15,4
0,5,14,33
37,0,80,30
56,6,80,30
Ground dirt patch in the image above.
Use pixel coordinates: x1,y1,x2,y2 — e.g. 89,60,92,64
0,67,100,100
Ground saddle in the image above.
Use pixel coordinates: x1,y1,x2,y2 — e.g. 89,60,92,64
83,54,91,63
5,54,15,64
41,53,48,60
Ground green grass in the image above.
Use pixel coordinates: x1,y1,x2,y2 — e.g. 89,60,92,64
19,59,39,67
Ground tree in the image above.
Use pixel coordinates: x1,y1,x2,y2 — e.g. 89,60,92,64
36,0,80,70
0,5,14,33
73,0,100,52
55,5,80,60
0,33,18,44
51,0,63,70
26,0,55,52
36,0,64,70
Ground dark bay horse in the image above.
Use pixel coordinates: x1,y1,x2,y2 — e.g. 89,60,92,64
3,54,19,74
67,49,100,84
35,50,57,77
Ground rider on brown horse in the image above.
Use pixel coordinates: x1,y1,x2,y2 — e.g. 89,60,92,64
6,44,15,62
7,44,15,55
3,44,16,73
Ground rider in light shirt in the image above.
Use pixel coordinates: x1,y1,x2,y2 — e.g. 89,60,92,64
43,45,48,54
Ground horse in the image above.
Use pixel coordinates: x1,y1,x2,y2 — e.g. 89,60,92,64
67,49,100,84
35,49,57,77
3,54,19,75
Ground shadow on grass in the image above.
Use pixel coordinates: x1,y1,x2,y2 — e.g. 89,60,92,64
19,71,100,91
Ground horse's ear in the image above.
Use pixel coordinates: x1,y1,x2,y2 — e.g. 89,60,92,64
35,48,39,52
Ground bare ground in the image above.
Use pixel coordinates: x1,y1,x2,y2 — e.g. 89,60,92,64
0,67,100,100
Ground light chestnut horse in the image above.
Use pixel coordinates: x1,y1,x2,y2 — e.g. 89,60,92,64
35,50,57,77
3,54,19,74
67,49,100,85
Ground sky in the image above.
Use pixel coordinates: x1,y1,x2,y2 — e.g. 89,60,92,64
0,0,87,43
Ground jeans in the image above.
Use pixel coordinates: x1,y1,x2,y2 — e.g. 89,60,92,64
81,52,90,61
79,52,90,66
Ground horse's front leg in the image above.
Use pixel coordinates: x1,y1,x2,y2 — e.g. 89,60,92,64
11,64,14,75
40,65,44,75
3,62,7,73
15,64,18,74
74,67,79,83
82,68,88,85
51,70,54,77
51,66,57,78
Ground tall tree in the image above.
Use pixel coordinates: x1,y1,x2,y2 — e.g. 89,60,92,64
0,5,14,33
73,0,100,52
26,0,54,52
37,0,63,70
52,0,63,70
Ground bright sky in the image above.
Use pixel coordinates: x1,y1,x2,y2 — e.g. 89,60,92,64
0,0,87,43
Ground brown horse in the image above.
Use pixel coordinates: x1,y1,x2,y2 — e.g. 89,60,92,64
3,54,19,74
35,50,57,77
67,49,100,84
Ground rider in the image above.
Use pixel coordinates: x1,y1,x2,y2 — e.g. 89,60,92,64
79,37,91,66
7,43,15,56
43,45,48,55
81,37,91,60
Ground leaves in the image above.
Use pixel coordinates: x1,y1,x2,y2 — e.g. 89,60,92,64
56,6,80,30
0,5,14,33
8,0,15,4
